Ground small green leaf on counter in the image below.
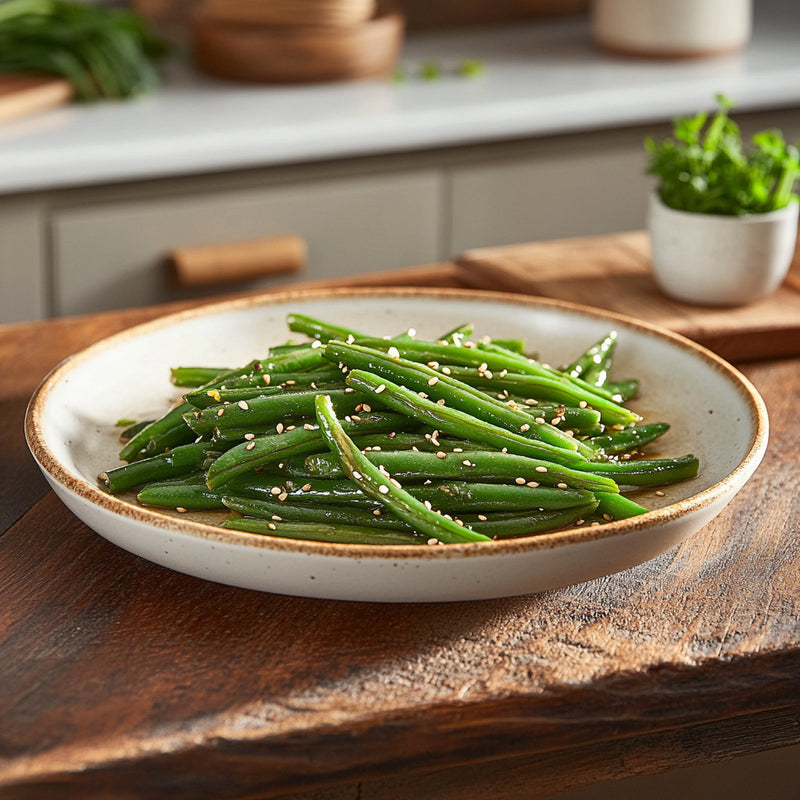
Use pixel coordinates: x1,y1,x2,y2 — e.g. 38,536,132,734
457,59,485,78
419,61,442,81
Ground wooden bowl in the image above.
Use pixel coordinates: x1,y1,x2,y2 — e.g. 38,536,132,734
196,0,376,27
191,8,404,84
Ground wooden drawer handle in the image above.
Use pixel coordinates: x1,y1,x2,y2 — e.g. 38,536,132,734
169,234,307,287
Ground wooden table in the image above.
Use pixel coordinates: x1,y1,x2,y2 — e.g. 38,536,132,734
2,241,799,800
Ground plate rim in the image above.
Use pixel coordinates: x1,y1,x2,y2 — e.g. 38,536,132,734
24,285,769,562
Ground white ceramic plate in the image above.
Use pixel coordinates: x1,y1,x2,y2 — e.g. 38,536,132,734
25,288,768,602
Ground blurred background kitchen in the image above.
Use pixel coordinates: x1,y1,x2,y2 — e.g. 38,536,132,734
1,0,799,324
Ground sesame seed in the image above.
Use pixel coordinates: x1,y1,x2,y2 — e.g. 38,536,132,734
271,515,282,521
441,367,451,375
525,398,537,406
311,339,322,349
418,392,428,399
379,484,390,494
551,417,563,425
423,500,433,510
436,451,447,459
352,470,362,480
437,399,446,405
346,334,355,344
478,514,487,521
246,442,256,451
286,425,296,431
270,487,282,495
362,404,372,412
515,477,526,485
373,508,382,516
535,417,545,424
375,384,386,394
268,522,277,530
345,387,355,394
479,362,488,372
263,375,271,386
244,433,255,440
520,423,530,432
301,483,312,491
603,514,613,521
390,478,402,489
304,423,315,430
579,401,587,408
238,400,249,410
216,408,225,417
407,328,416,337
276,423,284,434
176,507,187,513
351,415,362,422
387,346,400,359
428,376,439,386
557,482,568,489
453,447,463,453
527,481,539,488
278,492,288,502
484,370,493,379
655,490,665,497
427,361,439,369
427,538,439,545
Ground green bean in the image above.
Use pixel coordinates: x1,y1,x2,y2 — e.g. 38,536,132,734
118,418,154,442
566,331,617,387
205,412,409,489
99,441,221,493
344,370,591,467
595,491,648,520
183,387,379,437
408,482,595,513
287,313,368,343
183,385,285,409
223,517,425,545
170,366,228,387
435,367,638,427
464,502,599,538
587,423,670,455
324,340,590,456
582,454,699,486
137,477,226,510
605,379,640,402
303,449,619,493
222,495,412,530
315,394,491,544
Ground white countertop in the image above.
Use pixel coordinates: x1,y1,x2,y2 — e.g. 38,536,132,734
1,0,800,196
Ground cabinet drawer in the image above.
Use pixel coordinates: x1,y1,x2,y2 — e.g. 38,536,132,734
52,169,441,316
449,131,649,253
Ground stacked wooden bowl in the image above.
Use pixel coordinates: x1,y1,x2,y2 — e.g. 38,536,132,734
191,0,405,84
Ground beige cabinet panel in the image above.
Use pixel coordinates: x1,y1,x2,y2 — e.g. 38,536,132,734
0,199,46,324
449,131,650,254
52,170,441,316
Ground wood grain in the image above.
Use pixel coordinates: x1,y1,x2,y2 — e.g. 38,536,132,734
1,256,798,799
456,231,800,361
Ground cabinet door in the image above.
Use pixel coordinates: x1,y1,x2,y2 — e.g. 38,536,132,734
52,169,441,316
0,198,46,324
449,131,649,253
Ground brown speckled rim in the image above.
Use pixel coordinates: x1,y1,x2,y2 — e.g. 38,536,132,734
25,286,769,561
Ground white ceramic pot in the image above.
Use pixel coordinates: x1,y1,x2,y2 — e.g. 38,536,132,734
647,192,799,307
592,0,752,58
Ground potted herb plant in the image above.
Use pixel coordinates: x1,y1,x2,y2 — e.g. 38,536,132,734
645,95,800,306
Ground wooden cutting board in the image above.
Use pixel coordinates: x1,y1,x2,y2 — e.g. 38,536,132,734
0,75,73,124
456,231,800,362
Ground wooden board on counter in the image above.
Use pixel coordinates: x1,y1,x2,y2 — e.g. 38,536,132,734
456,231,800,362
0,75,73,124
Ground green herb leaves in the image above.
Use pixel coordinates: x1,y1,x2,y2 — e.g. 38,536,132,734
0,0,168,102
645,94,800,215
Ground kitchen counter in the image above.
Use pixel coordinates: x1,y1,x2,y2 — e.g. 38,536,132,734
2,0,800,195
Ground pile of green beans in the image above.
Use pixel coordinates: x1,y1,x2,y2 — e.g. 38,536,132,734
98,315,700,546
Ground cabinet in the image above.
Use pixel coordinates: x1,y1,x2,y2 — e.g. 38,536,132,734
2,106,799,323
51,169,442,317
